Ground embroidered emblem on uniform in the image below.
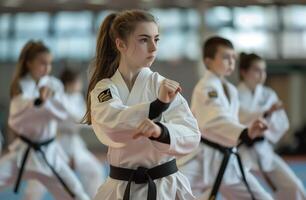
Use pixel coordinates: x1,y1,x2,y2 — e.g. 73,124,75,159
98,88,112,103
208,90,218,98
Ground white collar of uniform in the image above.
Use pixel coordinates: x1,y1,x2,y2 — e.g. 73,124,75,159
111,67,152,91
19,74,38,98
239,82,263,96
20,74,36,89
20,74,51,87
111,67,152,104
20,74,57,97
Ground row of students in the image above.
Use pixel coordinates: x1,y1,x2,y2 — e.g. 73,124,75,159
0,9,305,200
179,36,306,200
179,37,273,200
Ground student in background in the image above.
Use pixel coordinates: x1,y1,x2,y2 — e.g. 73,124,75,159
179,36,273,200
0,40,89,200
238,52,306,200
24,68,105,199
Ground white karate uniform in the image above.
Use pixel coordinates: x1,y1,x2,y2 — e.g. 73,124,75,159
179,70,273,200
0,74,89,200
238,82,306,200
24,92,104,199
91,67,201,200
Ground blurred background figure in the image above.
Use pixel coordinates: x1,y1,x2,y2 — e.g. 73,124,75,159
24,68,106,200
237,52,306,200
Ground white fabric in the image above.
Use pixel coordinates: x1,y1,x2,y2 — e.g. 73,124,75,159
0,74,89,200
91,68,201,200
179,70,272,199
24,91,104,199
238,82,306,200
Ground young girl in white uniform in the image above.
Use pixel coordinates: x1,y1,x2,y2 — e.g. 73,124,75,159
238,52,306,200
84,10,201,200
24,68,105,199
0,40,89,200
179,36,273,200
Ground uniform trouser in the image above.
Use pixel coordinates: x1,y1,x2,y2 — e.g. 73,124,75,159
0,150,90,200
180,156,273,200
253,155,306,200
23,144,105,199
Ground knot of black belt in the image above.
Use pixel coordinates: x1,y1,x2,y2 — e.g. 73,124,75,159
109,159,178,200
14,135,75,198
201,138,256,200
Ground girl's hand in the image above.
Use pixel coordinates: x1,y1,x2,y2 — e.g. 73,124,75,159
248,118,268,139
267,101,283,115
133,119,161,139
39,86,54,102
158,79,182,103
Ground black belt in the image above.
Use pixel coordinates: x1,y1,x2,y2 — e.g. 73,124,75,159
109,159,178,200
14,135,75,198
201,138,255,200
238,137,277,192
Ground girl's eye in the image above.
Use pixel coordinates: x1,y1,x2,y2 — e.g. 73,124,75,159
140,38,148,43
155,38,160,43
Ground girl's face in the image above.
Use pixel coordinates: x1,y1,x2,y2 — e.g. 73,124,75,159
119,22,159,69
27,52,52,81
242,59,266,88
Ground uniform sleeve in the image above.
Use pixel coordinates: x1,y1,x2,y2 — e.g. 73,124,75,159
193,87,246,147
8,94,68,131
264,91,289,143
239,107,264,126
90,81,151,147
62,93,86,123
150,93,201,156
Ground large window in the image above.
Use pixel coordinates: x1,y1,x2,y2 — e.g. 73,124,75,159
54,11,92,36
205,6,232,29
219,28,277,58
15,12,50,37
0,14,10,38
151,8,200,60
282,5,306,30
1,6,306,62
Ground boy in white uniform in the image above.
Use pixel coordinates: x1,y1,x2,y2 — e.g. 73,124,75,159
238,52,306,200
180,36,273,200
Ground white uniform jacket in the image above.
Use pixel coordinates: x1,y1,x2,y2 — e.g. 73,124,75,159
58,92,88,157
190,70,248,185
238,82,289,171
91,67,201,200
8,74,68,174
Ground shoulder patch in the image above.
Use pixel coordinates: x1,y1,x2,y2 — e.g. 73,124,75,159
98,88,112,103
208,90,218,98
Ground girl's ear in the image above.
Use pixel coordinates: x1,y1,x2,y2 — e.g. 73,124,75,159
115,38,127,53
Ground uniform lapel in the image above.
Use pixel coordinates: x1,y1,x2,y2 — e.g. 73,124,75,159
126,68,151,105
